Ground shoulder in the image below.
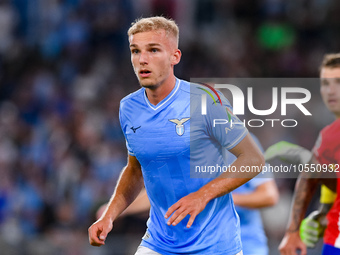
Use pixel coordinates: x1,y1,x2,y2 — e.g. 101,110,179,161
180,80,230,104
120,88,145,109
318,119,340,142
182,81,216,97
323,119,340,133
314,119,340,157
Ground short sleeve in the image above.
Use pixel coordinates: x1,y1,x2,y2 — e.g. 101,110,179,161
205,92,248,150
119,103,135,156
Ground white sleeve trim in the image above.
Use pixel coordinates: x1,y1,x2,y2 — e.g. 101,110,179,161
225,129,248,150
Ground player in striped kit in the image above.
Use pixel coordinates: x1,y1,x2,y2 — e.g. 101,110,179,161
279,53,340,255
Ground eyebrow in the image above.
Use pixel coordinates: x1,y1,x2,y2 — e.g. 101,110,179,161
129,43,162,48
320,78,340,83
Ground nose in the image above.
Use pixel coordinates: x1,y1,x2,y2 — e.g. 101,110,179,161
139,51,148,65
327,83,336,95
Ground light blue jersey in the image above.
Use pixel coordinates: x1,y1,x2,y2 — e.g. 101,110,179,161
226,134,272,255
119,78,248,255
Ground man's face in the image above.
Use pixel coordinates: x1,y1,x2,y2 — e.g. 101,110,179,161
129,30,180,89
320,67,340,118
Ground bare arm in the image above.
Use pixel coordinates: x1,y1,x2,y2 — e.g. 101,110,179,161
96,189,150,220
88,155,144,246
279,156,321,255
120,189,150,216
165,133,265,228
232,180,279,209
286,157,321,233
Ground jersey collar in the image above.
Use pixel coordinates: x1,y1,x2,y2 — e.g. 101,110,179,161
143,78,181,111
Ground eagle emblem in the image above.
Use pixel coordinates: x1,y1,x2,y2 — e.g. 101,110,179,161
168,118,190,136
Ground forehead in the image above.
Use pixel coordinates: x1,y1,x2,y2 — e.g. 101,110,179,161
129,29,173,48
320,67,340,79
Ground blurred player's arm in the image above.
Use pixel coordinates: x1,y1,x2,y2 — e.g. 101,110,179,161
264,140,336,248
96,189,150,220
165,133,265,228
278,156,321,255
232,180,279,208
88,155,144,246
300,185,336,248
120,188,150,216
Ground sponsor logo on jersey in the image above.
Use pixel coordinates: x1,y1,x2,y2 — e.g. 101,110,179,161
131,126,141,133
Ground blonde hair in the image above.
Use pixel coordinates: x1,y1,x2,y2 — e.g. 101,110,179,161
128,16,179,47
320,53,340,69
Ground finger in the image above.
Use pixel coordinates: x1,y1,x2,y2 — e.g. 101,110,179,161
299,243,307,255
99,225,112,242
278,247,287,255
305,220,319,228
186,214,197,228
278,243,292,255
165,203,180,219
304,235,318,242
89,229,105,246
304,228,319,237
167,206,186,226
169,211,189,226
304,240,316,248
286,247,296,255
88,226,105,246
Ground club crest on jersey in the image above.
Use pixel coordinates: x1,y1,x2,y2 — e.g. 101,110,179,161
168,118,190,136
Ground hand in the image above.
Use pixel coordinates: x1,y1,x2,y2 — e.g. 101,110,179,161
165,191,208,228
279,231,307,255
300,210,327,248
88,217,113,246
265,141,312,165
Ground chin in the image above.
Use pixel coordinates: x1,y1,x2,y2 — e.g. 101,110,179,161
139,80,159,89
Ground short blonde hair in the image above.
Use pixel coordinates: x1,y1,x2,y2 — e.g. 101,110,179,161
320,53,340,69
128,16,179,47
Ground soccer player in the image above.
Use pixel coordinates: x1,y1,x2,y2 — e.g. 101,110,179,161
265,141,336,248
278,53,340,255
96,133,279,255
88,16,264,255
230,134,279,255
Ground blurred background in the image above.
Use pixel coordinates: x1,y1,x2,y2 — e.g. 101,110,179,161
0,0,339,254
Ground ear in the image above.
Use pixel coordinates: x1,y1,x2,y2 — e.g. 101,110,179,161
171,49,182,66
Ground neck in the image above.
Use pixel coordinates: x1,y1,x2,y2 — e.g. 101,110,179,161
145,76,177,105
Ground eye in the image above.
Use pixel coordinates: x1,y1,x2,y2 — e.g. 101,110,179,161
151,48,158,53
131,49,139,54
321,79,329,87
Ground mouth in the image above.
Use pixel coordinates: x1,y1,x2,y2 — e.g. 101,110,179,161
139,69,151,78
328,99,338,104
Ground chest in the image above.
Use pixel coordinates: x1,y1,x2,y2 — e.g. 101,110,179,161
124,105,191,162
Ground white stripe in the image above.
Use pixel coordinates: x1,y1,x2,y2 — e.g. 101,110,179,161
334,211,340,248
144,80,181,111
225,130,248,150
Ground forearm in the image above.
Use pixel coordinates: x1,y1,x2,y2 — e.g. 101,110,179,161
286,175,319,232
233,193,266,208
232,192,275,208
101,160,144,222
121,189,150,216
233,180,279,208
197,152,264,203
